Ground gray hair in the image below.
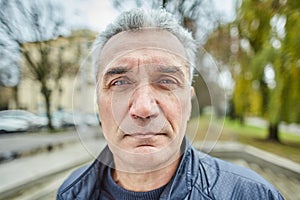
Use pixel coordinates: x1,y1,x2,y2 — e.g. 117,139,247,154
92,8,197,83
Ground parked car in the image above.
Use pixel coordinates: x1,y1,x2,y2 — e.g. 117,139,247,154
38,110,85,128
53,111,75,127
34,110,100,129
0,117,29,133
0,110,47,133
52,111,99,127
83,113,99,126
36,113,63,129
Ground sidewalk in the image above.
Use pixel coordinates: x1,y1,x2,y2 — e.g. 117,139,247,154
0,136,107,199
0,126,102,163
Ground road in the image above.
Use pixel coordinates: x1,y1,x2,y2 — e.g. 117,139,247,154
0,126,102,163
0,127,106,200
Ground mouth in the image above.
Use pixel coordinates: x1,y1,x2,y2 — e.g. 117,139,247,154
122,132,168,153
125,132,164,138
124,132,165,139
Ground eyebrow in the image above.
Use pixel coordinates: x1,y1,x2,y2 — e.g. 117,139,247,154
102,65,186,83
104,65,183,75
156,65,185,78
102,66,131,84
105,66,130,76
157,65,183,73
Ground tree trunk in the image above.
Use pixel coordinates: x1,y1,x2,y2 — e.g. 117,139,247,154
162,0,167,8
268,122,280,142
41,84,54,130
238,115,245,126
13,86,20,109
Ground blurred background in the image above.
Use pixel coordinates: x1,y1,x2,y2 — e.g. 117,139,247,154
0,0,299,199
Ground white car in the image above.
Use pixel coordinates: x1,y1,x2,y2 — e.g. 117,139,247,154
0,117,29,133
0,110,47,132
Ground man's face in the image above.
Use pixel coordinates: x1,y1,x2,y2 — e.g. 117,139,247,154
97,29,194,172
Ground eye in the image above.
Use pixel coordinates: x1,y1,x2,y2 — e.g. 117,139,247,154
157,76,178,85
109,77,135,89
112,79,131,86
158,79,176,84
155,77,180,90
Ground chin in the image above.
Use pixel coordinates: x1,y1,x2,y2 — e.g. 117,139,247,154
114,145,181,173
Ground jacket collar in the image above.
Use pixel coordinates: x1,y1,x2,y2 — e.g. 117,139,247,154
59,136,200,199
96,136,197,199
159,136,198,199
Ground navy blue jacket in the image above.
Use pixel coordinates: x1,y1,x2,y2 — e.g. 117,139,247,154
57,138,283,199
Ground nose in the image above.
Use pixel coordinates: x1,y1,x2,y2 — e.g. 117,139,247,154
129,84,159,122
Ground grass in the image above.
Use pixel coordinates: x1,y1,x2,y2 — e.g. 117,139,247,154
187,116,300,163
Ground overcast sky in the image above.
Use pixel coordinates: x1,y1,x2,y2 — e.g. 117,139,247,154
61,0,236,32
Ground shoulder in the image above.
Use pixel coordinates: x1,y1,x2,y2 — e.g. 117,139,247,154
58,164,92,192
191,148,284,199
56,146,113,199
56,160,100,199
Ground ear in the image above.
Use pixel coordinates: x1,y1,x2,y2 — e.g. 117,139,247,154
187,86,195,120
190,86,195,98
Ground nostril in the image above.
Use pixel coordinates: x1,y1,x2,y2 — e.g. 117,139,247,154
131,114,152,127
129,102,157,119
131,114,138,119
129,86,160,120
131,114,151,120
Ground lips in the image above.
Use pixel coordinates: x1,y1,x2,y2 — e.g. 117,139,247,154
125,132,165,139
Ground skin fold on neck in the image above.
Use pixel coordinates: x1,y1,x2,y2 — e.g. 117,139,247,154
111,154,181,192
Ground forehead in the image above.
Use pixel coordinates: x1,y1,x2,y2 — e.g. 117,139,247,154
99,29,188,69
109,49,186,67
101,49,190,84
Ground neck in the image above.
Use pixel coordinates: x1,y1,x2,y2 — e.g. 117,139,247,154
112,156,181,192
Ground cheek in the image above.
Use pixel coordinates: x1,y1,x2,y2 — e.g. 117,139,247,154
98,96,109,117
98,96,122,143
98,92,129,129
160,92,187,126
97,94,115,130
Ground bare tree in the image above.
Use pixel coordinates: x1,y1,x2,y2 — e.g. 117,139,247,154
0,0,69,129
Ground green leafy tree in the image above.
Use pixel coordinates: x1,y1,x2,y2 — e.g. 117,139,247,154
206,0,300,142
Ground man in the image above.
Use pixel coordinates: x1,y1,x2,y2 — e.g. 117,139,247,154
57,9,283,199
